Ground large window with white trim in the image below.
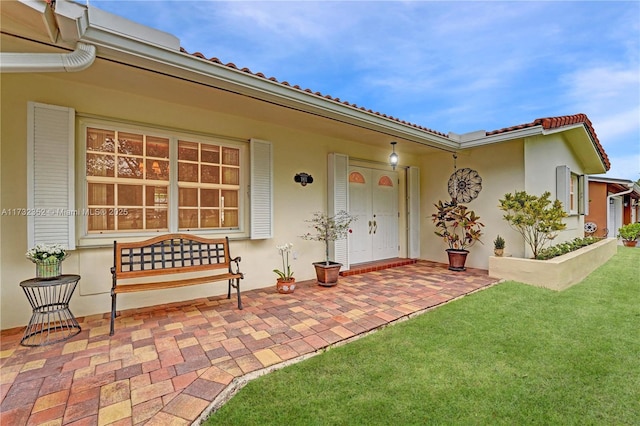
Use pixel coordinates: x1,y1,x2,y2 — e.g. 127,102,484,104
28,103,272,248
83,123,244,235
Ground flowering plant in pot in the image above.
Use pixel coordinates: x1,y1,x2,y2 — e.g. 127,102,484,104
301,210,356,286
432,200,484,271
26,243,69,279
274,243,296,293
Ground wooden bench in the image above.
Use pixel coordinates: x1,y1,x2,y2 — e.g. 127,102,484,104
110,234,243,336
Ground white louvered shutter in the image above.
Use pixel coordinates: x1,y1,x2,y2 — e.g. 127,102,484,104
408,166,421,259
27,102,76,249
250,139,273,239
328,153,349,267
556,165,571,215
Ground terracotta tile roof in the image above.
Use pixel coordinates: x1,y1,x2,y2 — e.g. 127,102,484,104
180,47,449,138
487,113,611,170
180,48,610,171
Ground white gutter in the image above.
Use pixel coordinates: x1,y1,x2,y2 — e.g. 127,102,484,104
0,42,96,73
606,184,634,238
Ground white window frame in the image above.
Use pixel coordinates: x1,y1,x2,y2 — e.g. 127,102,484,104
556,165,587,216
569,173,579,215
77,118,249,245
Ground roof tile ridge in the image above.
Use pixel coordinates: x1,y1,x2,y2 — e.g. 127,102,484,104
488,113,610,170
179,47,449,138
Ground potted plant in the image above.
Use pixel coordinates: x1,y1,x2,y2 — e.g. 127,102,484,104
273,243,296,293
301,210,356,286
432,200,484,271
617,222,640,247
493,235,505,256
26,243,69,279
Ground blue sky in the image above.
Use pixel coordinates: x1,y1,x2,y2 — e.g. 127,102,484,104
90,0,640,181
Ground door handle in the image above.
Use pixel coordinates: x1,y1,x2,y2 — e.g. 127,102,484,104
373,220,377,234
368,220,372,234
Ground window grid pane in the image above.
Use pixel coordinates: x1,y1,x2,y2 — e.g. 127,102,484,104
177,140,240,231
86,128,169,233
87,128,241,234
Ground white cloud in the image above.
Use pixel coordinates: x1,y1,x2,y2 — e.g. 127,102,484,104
90,0,640,153
597,154,640,182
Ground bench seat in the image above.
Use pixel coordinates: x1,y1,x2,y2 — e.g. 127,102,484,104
110,234,243,335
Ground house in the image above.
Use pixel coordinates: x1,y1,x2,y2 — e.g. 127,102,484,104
0,0,610,330
585,176,640,238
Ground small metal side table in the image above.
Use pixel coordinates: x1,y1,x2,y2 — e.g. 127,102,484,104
20,274,82,346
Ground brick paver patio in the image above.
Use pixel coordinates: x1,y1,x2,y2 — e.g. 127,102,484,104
1,261,499,425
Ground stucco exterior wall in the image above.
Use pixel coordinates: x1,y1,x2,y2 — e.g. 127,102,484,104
524,134,587,256
0,72,420,329
420,140,526,268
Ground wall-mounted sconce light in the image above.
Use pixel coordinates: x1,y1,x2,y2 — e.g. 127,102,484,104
294,172,313,186
389,141,399,170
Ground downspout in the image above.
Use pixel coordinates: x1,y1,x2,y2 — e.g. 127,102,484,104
0,42,96,73
606,184,634,238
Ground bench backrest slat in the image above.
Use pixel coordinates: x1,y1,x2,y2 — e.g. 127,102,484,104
114,234,232,279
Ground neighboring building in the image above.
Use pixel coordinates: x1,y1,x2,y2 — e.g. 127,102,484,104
0,0,610,329
585,177,640,238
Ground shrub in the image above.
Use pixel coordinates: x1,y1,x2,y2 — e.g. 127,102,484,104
535,236,601,260
498,191,567,258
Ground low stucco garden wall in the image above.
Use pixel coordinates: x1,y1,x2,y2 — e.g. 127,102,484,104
488,238,618,291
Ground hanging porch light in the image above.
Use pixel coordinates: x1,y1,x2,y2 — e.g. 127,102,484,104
389,141,399,170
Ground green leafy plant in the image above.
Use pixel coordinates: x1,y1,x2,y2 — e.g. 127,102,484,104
273,243,294,280
536,236,601,260
432,200,484,250
617,222,640,242
301,211,356,265
498,191,567,258
493,235,505,250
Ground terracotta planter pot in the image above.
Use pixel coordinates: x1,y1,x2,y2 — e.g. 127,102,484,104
276,278,296,294
622,240,638,247
312,262,342,286
446,249,469,271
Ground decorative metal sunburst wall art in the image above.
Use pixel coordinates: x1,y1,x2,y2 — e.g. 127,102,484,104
448,163,482,204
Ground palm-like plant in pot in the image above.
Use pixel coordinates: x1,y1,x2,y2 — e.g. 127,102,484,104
301,210,356,286
432,199,484,271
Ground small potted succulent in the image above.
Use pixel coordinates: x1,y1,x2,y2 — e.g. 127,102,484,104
493,235,505,256
432,199,484,271
273,243,295,293
617,222,640,247
301,210,356,286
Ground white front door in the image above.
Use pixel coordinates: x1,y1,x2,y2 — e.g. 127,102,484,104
609,196,623,238
348,166,399,264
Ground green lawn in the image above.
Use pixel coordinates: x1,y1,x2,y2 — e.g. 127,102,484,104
208,247,640,425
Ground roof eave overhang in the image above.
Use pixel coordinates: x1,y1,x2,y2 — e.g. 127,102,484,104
459,123,607,174
76,10,456,151
542,124,608,174
458,126,543,148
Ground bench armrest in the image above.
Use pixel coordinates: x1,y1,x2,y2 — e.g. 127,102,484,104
230,256,242,275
